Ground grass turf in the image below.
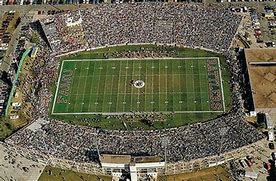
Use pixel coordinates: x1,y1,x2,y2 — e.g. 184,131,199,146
49,45,231,130
52,58,224,115
39,166,111,181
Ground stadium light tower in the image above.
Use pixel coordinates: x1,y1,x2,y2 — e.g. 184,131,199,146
161,137,170,174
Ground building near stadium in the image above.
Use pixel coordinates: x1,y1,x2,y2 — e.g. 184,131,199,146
100,154,164,180
245,48,276,113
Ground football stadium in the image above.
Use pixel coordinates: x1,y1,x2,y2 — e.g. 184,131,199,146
2,3,266,181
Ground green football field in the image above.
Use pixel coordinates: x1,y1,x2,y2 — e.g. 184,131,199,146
52,58,225,115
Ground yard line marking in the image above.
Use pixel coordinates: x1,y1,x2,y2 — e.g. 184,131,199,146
88,61,96,111
200,61,207,110
145,60,148,111
122,60,128,112
66,62,77,113
137,60,141,111
116,61,122,112
102,63,108,112
130,60,134,111
95,61,103,112
165,60,168,112
191,60,196,111
185,60,188,111
178,60,182,111
73,61,84,112
158,60,161,112
108,64,115,112
151,61,154,111
80,62,90,112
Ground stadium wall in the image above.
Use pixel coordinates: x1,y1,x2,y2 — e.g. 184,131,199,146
1,138,266,177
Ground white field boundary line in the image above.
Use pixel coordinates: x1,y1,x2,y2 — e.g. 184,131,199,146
63,57,220,62
217,57,226,112
52,57,225,114
51,61,65,114
52,110,224,115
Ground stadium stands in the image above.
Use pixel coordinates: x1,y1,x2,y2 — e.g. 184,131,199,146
40,3,241,55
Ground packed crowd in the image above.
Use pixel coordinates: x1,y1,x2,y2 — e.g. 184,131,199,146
82,3,241,52
6,113,264,163
108,49,176,59
41,3,241,55
40,14,86,55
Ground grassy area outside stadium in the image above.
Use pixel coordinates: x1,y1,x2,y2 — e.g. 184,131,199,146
50,45,232,130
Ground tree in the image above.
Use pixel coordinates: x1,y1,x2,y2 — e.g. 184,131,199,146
30,32,40,44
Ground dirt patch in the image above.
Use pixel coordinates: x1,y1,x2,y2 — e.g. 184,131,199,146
159,166,231,181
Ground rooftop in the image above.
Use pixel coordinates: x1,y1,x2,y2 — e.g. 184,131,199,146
245,48,276,112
